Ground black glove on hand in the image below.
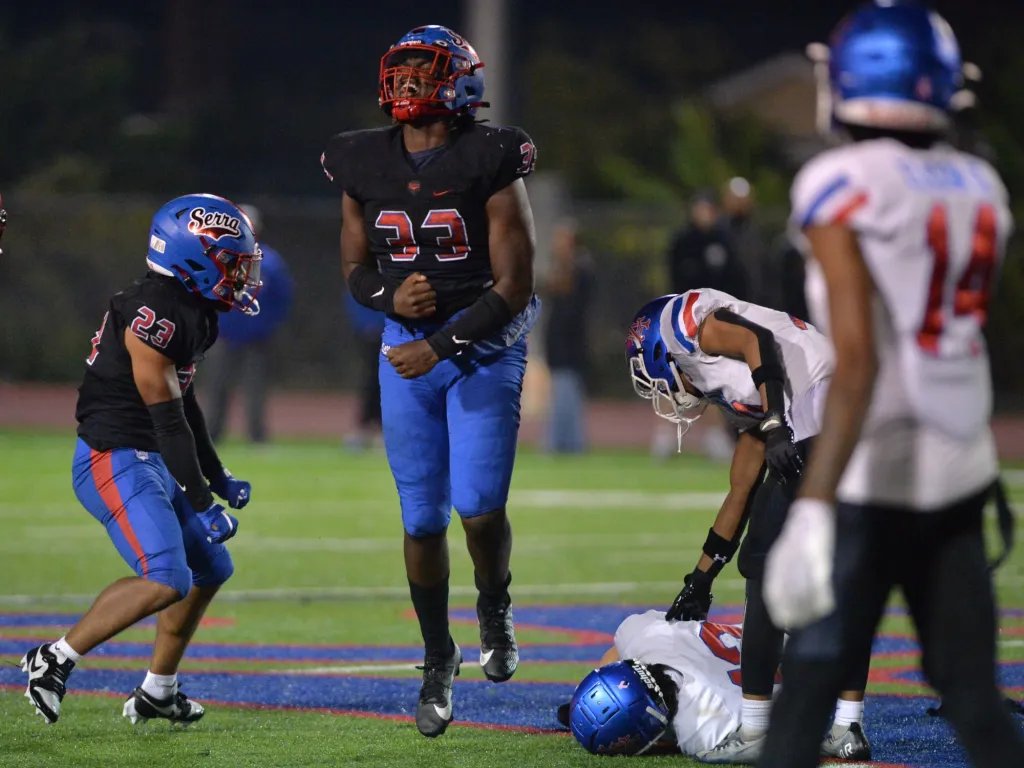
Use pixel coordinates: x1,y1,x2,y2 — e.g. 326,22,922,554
666,569,714,621
763,420,803,482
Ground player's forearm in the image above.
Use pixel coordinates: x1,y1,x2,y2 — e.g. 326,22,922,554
182,389,225,482
148,398,214,511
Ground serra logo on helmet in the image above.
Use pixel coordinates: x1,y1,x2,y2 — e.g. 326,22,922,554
188,207,243,241
379,24,488,123
146,194,263,316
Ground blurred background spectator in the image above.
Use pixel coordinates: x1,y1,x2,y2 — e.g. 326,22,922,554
666,189,748,301
201,204,294,444
540,219,593,454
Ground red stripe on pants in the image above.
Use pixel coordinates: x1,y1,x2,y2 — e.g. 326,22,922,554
90,449,149,577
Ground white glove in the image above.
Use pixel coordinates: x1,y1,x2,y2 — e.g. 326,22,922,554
764,497,836,630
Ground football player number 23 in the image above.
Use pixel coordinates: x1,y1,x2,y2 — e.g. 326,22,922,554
917,202,997,354
375,209,470,262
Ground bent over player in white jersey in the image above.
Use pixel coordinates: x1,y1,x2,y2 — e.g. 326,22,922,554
625,289,871,763
760,3,1024,768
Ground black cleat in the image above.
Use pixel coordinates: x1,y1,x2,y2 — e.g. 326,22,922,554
478,596,518,682
20,644,75,725
123,686,205,726
415,641,462,737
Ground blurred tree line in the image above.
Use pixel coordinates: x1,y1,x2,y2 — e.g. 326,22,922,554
2,4,1024,401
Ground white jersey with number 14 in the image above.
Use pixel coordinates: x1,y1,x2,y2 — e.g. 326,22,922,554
791,138,1013,508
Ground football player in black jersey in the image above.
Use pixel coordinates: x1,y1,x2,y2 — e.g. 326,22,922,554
322,24,539,738
20,194,261,726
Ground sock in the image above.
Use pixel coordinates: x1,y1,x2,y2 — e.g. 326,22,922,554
51,637,82,664
833,698,865,727
475,570,512,606
740,698,772,735
141,671,177,701
409,578,453,659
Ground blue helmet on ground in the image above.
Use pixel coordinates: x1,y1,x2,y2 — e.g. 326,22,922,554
379,25,487,123
626,295,706,432
569,660,673,755
146,194,263,315
827,1,962,132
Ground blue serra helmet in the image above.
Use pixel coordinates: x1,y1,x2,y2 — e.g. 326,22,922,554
379,25,487,122
828,1,963,132
146,194,263,315
626,295,706,436
569,660,673,756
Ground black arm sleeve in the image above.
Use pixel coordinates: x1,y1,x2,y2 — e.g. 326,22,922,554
148,398,214,511
182,388,224,483
712,308,787,416
426,289,514,360
347,263,395,313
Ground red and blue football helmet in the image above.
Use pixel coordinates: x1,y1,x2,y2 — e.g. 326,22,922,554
379,25,487,123
146,194,263,315
626,295,707,440
824,1,963,132
570,660,674,755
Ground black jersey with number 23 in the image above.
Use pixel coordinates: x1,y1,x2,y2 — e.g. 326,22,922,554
321,122,536,322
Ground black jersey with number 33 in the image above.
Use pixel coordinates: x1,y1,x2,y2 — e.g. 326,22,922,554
76,273,219,452
321,121,536,322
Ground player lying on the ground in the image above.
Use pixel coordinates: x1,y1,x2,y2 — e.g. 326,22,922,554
559,610,869,762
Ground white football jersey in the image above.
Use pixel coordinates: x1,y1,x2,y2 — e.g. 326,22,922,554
791,138,1012,508
614,610,743,756
659,289,834,440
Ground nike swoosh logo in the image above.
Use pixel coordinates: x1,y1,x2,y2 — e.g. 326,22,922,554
371,287,385,298
433,702,453,720
30,654,48,677
452,336,471,346
432,189,455,197
479,650,494,666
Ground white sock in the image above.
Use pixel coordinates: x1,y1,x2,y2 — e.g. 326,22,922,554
833,698,865,727
740,698,772,735
141,671,177,700
51,637,82,664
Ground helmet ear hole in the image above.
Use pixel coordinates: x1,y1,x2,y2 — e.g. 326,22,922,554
185,258,206,273
653,342,665,362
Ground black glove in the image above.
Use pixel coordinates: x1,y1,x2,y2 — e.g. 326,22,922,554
762,415,803,482
666,569,714,621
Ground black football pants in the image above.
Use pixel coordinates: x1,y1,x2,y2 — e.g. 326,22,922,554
758,486,1024,768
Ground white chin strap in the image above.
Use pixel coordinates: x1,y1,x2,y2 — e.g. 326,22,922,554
235,291,260,316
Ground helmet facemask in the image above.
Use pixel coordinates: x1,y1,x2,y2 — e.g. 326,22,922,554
629,352,707,451
187,236,263,316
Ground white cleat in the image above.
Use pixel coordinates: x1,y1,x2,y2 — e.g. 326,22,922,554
122,686,205,726
20,644,75,725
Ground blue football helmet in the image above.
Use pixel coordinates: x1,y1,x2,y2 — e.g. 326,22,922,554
570,660,673,756
379,25,487,122
826,1,963,132
146,194,262,315
626,295,707,438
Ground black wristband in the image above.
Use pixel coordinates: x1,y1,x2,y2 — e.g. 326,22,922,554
702,528,739,577
148,399,214,511
751,363,785,389
426,289,514,360
348,264,394,313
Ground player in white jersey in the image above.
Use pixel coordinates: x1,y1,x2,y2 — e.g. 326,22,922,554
564,611,870,761
761,4,1024,768
625,291,871,763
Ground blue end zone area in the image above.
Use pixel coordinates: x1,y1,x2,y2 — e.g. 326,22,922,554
2,605,1021,767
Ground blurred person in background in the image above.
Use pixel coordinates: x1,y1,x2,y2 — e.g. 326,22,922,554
21,194,256,727
541,218,593,454
202,204,294,444
760,3,1024,767
342,290,384,451
720,178,775,310
321,24,539,738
